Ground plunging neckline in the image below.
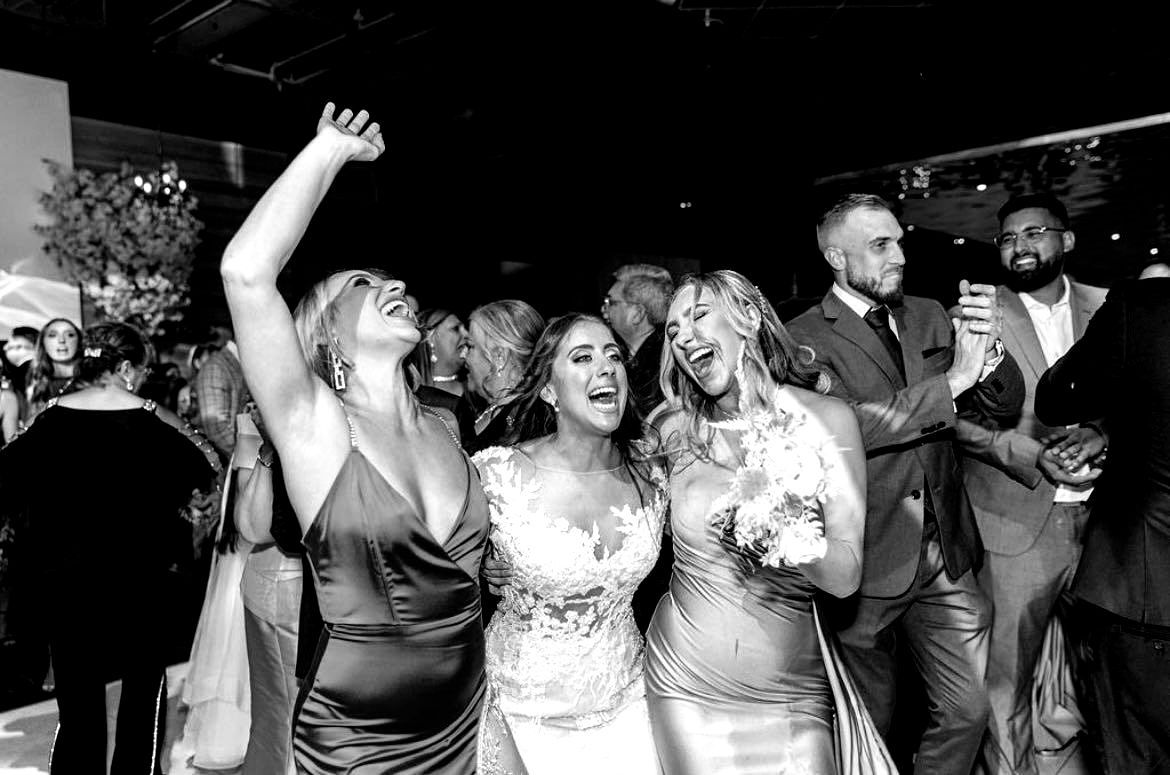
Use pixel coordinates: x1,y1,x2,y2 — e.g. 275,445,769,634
310,448,474,556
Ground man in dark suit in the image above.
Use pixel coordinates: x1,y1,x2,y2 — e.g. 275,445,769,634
787,193,1025,775
958,193,1107,774
1035,277,1170,774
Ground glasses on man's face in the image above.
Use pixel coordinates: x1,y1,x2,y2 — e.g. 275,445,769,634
993,226,1067,250
601,296,633,311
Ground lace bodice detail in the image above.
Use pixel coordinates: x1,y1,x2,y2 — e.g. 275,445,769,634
473,446,667,729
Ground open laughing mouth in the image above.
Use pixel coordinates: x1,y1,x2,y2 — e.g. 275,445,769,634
588,385,619,411
686,346,714,376
380,299,416,322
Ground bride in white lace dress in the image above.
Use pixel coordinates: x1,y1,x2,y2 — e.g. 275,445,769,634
474,313,667,775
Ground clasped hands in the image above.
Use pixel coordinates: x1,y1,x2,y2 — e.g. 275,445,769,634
1036,425,1107,486
948,280,1003,396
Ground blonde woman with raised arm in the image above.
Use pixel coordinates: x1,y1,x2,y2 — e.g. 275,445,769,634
220,103,490,774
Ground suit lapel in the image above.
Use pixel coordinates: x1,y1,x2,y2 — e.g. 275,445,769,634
891,303,922,386
1069,281,1095,339
999,286,1049,379
822,291,906,388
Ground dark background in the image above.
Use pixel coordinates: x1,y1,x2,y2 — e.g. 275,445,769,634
3,1,1170,326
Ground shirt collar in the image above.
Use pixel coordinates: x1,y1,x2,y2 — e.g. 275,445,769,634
831,281,884,320
1019,275,1071,310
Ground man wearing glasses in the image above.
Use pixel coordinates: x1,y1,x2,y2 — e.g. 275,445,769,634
958,192,1107,774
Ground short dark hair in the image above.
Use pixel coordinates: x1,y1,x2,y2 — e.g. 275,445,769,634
11,326,38,342
816,193,892,251
997,192,1069,229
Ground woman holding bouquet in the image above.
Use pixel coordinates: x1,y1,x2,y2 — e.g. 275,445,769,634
645,270,879,774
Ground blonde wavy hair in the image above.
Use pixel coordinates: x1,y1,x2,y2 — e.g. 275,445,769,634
659,270,829,461
292,268,408,388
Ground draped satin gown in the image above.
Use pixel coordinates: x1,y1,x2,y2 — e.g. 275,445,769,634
645,426,836,775
292,419,490,774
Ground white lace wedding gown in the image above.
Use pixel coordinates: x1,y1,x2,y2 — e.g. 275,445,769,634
474,446,667,775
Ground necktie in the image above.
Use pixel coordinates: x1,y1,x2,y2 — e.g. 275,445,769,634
864,306,905,380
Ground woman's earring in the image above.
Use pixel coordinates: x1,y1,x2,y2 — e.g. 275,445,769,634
430,352,439,364
124,376,135,392
329,350,347,391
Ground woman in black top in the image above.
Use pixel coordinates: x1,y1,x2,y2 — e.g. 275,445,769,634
0,321,219,774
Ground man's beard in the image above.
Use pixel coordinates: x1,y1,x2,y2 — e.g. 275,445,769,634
1006,253,1064,293
846,264,904,306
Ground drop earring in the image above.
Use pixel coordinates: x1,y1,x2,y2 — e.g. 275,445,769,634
330,350,347,391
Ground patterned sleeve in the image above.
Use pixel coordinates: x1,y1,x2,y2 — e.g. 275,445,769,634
150,403,223,492
193,356,238,458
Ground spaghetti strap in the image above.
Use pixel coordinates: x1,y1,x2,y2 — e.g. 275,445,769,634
421,404,461,450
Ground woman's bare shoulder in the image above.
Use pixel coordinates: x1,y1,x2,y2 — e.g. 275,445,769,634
783,385,855,429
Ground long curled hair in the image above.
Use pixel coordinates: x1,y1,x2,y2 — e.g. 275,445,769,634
26,317,82,411
502,314,656,493
659,270,828,461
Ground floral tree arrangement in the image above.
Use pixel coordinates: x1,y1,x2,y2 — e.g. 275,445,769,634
36,159,203,336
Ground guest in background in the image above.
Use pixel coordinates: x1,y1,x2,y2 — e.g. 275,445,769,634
194,328,251,461
957,192,1107,774
601,264,673,416
3,325,38,398
232,412,304,775
419,308,470,399
0,321,219,774
24,317,81,422
1035,276,1170,774
601,263,675,634
786,193,1026,775
465,300,545,452
0,376,17,444
415,308,475,443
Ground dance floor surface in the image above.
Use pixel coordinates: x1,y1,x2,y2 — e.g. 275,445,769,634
0,664,1087,775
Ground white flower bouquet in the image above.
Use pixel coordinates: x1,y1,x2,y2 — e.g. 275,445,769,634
709,407,835,569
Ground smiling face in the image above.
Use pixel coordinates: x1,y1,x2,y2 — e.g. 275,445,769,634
322,270,420,360
543,319,628,436
665,284,745,400
429,313,468,374
42,320,80,365
828,207,906,307
998,206,1072,293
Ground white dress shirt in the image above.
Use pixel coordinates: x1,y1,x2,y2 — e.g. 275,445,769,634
1019,276,1091,502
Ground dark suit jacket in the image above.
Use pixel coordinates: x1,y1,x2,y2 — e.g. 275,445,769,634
958,280,1107,555
1035,278,1170,626
787,290,1025,598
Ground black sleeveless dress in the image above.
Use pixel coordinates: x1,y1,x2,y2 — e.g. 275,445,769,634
292,412,490,774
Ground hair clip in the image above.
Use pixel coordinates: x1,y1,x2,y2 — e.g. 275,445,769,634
84,346,102,357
